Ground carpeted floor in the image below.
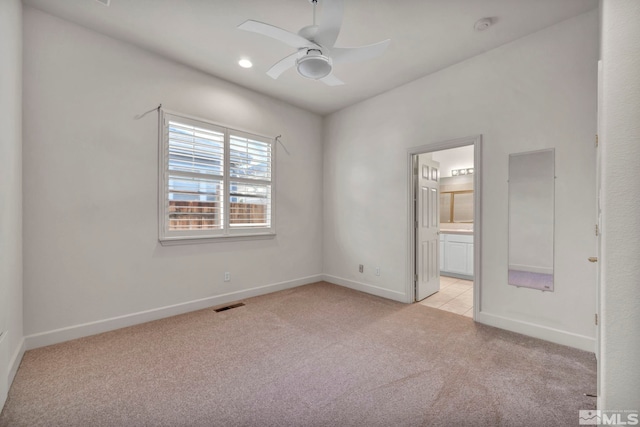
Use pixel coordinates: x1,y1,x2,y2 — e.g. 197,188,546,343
0,282,596,426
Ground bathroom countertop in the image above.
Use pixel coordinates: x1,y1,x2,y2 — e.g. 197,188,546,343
440,229,474,235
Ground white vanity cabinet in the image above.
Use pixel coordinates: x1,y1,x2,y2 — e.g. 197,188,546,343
440,233,474,278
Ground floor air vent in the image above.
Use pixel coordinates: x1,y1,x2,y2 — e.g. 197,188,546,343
214,303,245,312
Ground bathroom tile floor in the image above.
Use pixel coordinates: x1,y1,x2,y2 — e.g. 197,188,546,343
419,276,474,318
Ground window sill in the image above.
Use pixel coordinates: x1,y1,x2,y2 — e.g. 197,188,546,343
159,232,276,246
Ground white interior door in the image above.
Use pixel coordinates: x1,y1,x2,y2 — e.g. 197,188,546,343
416,155,440,301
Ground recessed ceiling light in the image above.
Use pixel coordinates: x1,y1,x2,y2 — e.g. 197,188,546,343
238,59,253,69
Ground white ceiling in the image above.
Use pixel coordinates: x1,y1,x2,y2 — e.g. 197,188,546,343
23,0,597,115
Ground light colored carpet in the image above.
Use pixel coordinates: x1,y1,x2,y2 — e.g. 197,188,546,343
0,282,596,426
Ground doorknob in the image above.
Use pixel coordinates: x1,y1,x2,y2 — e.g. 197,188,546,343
588,257,598,263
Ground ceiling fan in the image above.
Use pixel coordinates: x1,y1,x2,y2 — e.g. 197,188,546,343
237,0,390,86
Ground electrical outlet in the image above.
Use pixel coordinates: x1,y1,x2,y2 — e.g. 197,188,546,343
359,264,364,273
375,267,380,276
224,272,230,282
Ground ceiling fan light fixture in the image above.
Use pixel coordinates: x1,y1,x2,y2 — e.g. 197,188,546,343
238,0,388,86
296,50,332,80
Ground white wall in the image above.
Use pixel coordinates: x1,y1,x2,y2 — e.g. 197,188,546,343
0,0,23,408
324,11,598,350
599,0,640,411
22,8,323,344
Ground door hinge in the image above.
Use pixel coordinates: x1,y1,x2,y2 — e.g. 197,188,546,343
595,224,599,236
414,273,418,282
595,134,599,147
595,313,598,326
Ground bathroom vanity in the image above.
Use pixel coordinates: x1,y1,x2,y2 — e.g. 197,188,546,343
440,230,474,279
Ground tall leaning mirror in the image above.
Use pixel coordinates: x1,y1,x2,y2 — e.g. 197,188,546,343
508,149,555,291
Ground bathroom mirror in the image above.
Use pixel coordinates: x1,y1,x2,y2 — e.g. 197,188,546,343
508,149,555,291
440,191,474,223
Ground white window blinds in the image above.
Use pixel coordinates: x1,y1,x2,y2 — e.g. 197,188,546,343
159,111,274,243
167,119,225,232
229,133,272,228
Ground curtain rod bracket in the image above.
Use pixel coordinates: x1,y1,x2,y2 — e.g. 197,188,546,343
134,103,162,120
275,135,290,155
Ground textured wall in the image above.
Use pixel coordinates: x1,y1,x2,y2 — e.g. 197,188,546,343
0,0,23,407
599,0,640,411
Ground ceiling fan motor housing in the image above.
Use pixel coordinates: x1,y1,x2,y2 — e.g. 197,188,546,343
296,49,332,79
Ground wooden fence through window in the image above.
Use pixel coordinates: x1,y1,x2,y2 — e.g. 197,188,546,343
168,201,266,230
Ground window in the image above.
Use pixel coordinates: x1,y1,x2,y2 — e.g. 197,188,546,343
159,111,274,244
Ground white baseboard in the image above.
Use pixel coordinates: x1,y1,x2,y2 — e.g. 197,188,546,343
1,335,26,411
8,337,25,387
25,275,323,351
476,311,595,352
0,332,6,410
322,275,407,303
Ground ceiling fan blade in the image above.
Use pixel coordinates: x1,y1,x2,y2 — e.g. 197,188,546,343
266,52,299,79
331,39,391,64
320,74,344,86
238,20,319,49
315,0,345,48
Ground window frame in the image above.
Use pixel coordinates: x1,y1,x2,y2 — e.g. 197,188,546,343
158,110,276,245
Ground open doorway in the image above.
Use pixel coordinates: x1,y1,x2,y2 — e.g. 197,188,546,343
407,136,481,320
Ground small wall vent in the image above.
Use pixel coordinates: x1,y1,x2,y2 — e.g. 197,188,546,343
214,303,245,312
